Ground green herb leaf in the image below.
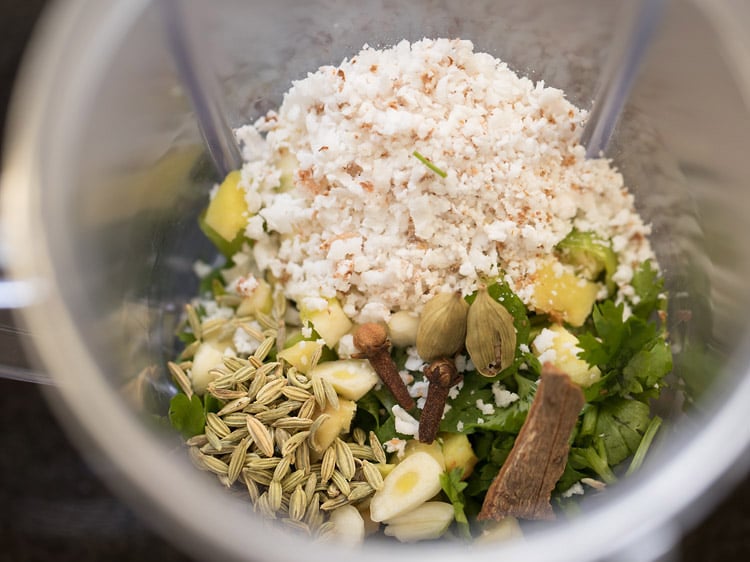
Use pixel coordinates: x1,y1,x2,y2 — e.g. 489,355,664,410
594,398,651,466
622,338,672,393
168,393,206,438
555,462,588,494
203,393,223,416
625,415,662,476
374,416,398,444
577,301,627,367
352,391,384,434
176,330,197,346
577,298,668,399
568,446,617,484
439,468,473,540
464,433,516,498
413,150,448,178
439,374,531,435
630,259,665,319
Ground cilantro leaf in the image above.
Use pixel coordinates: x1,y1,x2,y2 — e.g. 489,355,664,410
484,281,531,346
625,415,663,476
439,375,492,434
569,445,617,484
374,415,399,444
352,390,391,437
439,374,532,435
577,301,627,367
622,338,672,394
595,398,651,466
464,433,515,498
203,393,223,416
176,330,197,346
555,462,588,494
168,393,206,438
440,468,472,540
464,399,529,434
630,259,665,319
360,386,401,444
577,299,669,399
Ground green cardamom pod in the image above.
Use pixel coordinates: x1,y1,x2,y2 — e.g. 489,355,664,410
466,287,517,377
416,292,470,360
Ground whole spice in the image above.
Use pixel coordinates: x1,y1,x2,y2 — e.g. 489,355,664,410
477,363,585,521
353,323,415,410
415,292,470,361
419,359,463,444
465,286,517,377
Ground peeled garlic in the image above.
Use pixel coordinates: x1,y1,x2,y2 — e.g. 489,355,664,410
308,359,379,401
387,310,420,347
328,504,365,547
476,516,524,544
369,452,443,522
383,501,455,542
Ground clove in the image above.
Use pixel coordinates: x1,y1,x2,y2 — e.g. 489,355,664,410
353,323,415,410
419,358,463,444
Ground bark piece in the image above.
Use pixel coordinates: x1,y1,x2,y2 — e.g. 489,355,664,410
478,363,585,521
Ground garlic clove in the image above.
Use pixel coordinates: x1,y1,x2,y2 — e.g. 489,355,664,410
369,452,443,522
383,501,455,542
328,504,366,547
387,310,420,347
308,359,379,401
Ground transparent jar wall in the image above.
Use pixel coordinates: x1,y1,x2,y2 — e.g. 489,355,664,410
4,0,750,561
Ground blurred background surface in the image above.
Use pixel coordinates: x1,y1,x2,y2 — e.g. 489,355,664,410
0,1,748,561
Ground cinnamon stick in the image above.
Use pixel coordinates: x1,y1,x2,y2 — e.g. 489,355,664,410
477,363,585,521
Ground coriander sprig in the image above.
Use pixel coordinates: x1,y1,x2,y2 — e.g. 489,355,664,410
413,150,448,178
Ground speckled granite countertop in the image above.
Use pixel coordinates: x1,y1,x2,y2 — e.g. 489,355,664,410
1,2,749,561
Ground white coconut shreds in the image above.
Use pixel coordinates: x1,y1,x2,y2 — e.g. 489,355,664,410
233,38,654,323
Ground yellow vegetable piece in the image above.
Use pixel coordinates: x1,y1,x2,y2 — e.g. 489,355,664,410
376,463,397,478
532,261,599,327
235,280,273,317
203,170,248,242
440,433,478,479
532,324,602,388
309,399,357,453
403,439,446,470
277,340,324,374
299,298,353,348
